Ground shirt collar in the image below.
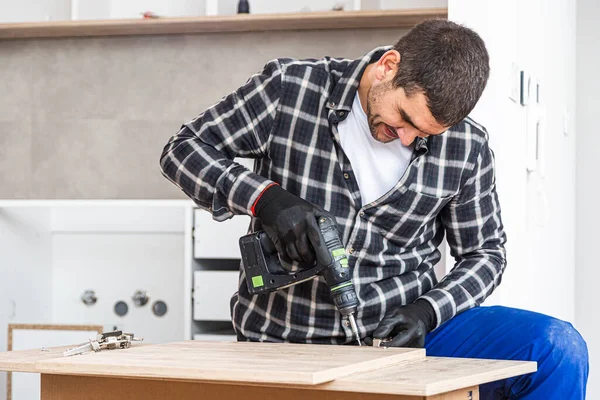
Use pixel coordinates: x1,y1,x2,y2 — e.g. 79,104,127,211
326,46,429,152
326,46,391,112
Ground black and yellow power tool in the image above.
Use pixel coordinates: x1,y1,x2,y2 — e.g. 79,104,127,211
238,215,361,345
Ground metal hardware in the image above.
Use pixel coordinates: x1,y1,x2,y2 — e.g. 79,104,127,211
152,300,168,317
132,290,149,307
372,338,392,348
114,301,128,317
63,331,143,357
81,290,97,306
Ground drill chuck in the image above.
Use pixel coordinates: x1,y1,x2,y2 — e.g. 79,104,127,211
330,284,359,316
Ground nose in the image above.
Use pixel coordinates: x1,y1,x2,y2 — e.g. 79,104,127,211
398,126,420,146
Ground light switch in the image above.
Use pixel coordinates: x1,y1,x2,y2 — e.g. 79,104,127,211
509,63,520,103
520,70,532,106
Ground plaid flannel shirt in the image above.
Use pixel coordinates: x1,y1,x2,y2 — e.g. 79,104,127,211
160,46,507,345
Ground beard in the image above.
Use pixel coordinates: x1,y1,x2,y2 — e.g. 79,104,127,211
366,81,395,143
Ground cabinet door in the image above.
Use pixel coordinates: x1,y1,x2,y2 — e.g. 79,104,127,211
51,206,186,345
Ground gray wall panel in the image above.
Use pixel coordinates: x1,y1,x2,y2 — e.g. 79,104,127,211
0,28,407,198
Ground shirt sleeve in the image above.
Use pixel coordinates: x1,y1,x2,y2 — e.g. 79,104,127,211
418,137,507,330
159,59,282,221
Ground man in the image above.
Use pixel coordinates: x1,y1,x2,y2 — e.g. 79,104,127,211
160,19,588,399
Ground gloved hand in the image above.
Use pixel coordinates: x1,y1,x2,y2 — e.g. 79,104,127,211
364,299,436,348
253,184,333,267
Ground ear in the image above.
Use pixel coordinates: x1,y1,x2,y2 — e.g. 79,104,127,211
374,50,401,81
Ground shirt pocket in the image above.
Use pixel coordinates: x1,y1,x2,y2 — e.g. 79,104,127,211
368,185,453,245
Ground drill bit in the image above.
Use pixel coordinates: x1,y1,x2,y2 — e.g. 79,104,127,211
348,314,361,346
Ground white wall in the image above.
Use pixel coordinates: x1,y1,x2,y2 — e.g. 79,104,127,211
0,203,191,399
576,0,599,398
448,0,576,324
247,0,445,13
107,0,206,19
0,0,70,22
0,208,54,399
1,0,447,22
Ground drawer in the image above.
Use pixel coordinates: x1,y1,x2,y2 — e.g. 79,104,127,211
193,209,250,259
193,271,239,321
193,333,237,342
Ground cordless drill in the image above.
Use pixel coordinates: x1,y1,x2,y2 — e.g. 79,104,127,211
238,215,361,345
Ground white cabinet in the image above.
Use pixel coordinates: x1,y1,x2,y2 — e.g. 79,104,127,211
193,271,239,321
0,200,248,372
0,201,193,399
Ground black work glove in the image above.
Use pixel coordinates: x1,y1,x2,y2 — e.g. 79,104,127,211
254,184,332,267
364,299,436,348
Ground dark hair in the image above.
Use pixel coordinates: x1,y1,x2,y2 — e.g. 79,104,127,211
392,19,490,127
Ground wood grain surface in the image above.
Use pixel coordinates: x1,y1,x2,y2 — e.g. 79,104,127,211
0,341,536,396
6,323,103,400
0,346,72,373
0,9,448,40
5,341,424,385
329,356,536,396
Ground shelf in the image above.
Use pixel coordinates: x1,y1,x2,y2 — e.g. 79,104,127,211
0,8,447,40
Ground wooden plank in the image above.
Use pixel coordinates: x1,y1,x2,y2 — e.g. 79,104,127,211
326,356,536,396
31,341,424,385
0,9,448,40
6,324,103,400
0,342,535,396
40,374,477,400
0,346,72,373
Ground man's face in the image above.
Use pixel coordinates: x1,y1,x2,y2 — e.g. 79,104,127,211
366,79,448,147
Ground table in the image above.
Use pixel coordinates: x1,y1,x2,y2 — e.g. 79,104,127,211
0,340,537,400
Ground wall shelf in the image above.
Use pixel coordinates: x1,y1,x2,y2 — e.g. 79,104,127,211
0,8,447,40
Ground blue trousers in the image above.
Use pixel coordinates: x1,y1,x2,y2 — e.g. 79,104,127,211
424,306,589,399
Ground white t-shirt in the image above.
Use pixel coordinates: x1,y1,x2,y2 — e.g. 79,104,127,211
338,92,414,206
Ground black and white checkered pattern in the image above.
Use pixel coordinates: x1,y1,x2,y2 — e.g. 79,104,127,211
160,46,507,344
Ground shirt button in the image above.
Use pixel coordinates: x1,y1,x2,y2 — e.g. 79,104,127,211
329,101,336,108
343,319,350,327
348,247,355,254
359,211,365,217
343,173,350,179
339,111,345,117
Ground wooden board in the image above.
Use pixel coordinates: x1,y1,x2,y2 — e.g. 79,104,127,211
6,324,103,400
1,341,424,385
0,346,72,373
0,9,447,40
0,342,535,397
326,356,537,396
